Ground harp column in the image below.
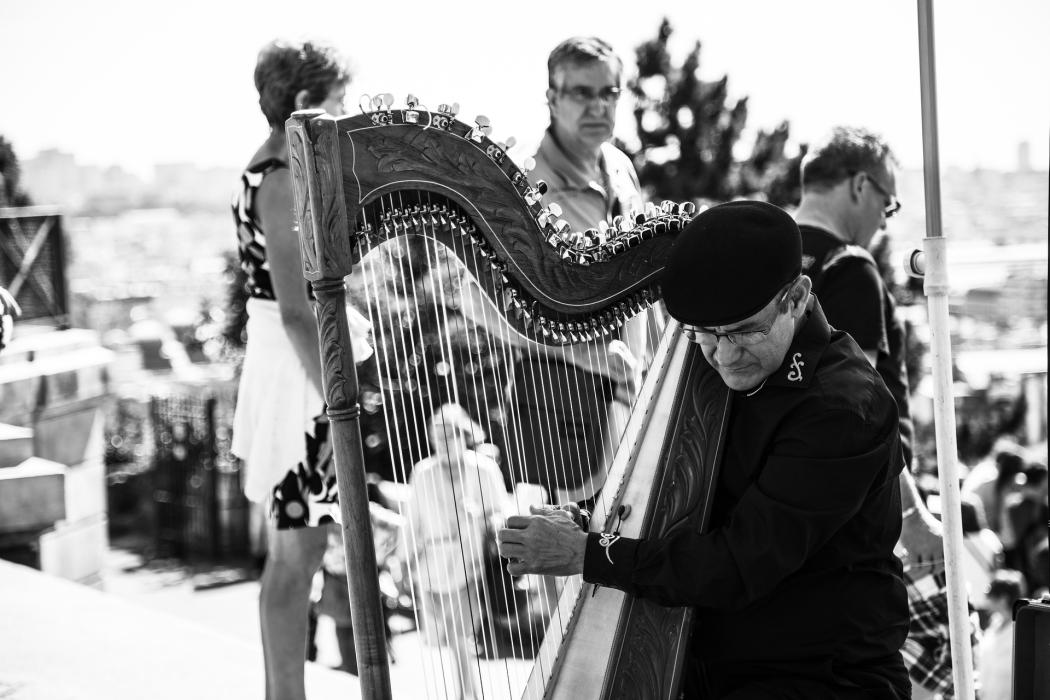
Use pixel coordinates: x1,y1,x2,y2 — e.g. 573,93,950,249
287,109,392,700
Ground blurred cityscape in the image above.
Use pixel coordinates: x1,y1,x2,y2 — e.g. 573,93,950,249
20,145,1048,358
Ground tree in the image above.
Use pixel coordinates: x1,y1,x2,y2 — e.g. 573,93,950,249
0,136,34,207
628,18,801,207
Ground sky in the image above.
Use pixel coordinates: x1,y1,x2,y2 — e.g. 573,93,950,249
1,0,1047,177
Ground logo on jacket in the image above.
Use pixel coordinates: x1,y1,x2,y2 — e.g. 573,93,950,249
787,352,805,382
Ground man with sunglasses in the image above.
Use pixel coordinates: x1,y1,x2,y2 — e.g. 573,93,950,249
501,201,910,698
795,128,967,699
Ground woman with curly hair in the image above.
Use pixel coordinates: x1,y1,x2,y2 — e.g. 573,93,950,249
230,38,356,700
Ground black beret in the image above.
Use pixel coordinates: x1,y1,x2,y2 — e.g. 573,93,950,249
662,200,801,327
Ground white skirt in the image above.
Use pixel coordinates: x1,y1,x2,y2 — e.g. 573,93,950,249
232,297,374,504
232,298,322,502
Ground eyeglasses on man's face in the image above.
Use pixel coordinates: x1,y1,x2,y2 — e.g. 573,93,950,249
861,171,902,218
681,280,797,347
557,84,622,105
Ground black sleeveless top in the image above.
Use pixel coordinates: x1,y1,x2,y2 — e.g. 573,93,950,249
232,157,287,301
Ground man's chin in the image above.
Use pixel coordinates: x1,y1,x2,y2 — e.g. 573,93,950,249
717,370,762,392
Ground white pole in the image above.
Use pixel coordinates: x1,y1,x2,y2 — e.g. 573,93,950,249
915,1,977,698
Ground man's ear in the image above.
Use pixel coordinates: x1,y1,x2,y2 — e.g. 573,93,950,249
848,172,866,203
545,87,557,108
294,88,311,111
793,276,813,317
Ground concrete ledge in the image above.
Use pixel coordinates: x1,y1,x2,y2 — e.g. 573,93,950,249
0,457,65,531
38,512,108,585
0,559,360,700
0,423,34,468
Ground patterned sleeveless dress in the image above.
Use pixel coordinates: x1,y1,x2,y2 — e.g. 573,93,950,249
231,157,339,529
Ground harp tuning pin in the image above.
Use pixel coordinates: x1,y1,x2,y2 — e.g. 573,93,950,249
522,156,536,173
660,200,676,214
406,94,419,109
470,115,492,142
547,202,562,218
536,180,548,195
597,220,610,235
381,93,394,110
498,136,517,151
645,202,659,219
679,201,697,216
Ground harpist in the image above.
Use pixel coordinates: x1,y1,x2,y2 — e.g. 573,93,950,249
499,201,911,699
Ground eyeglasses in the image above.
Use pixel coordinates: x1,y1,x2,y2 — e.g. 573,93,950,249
682,280,797,347
861,172,902,218
557,85,622,105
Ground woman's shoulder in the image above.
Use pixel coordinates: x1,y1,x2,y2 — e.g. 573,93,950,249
245,139,289,176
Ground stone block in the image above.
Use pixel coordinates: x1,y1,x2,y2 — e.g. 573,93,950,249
0,423,34,468
63,456,107,523
32,399,106,468
38,512,108,584
0,457,66,531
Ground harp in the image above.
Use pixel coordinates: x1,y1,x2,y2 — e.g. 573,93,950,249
287,101,730,700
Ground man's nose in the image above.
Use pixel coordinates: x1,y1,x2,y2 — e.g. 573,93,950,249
585,99,612,116
711,336,741,364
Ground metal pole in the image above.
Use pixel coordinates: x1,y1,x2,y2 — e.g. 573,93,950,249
915,1,977,698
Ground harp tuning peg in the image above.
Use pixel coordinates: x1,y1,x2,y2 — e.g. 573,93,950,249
536,180,548,195
381,93,394,109
522,156,536,173
498,136,517,151
470,115,492,142
547,202,562,218
679,201,697,216
597,220,610,235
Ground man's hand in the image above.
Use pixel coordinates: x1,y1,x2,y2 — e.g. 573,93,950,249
498,505,587,577
899,510,945,575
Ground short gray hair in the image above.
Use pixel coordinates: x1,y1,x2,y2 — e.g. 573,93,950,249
547,36,622,89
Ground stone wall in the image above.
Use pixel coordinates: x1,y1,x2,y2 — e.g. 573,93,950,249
0,328,113,585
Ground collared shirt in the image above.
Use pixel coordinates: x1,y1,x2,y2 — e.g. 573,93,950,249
583,300,910,693
531,129,643,231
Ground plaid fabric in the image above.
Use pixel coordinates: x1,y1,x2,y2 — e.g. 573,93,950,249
899,563,980,699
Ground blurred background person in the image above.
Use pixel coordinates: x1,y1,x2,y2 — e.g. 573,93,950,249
1000,458,1049,595
977,569,1027,700
404,403,507,700
229,38,351,700
963,438,1027,535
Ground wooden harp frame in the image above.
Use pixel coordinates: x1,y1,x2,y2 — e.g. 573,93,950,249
286,104,728,700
